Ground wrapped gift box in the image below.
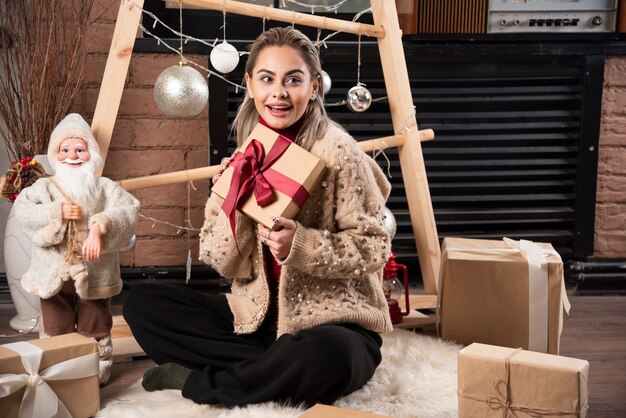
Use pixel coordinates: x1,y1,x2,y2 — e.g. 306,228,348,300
438,237,570,354
300,404,389,417
458,343,589,417
0,333,99,418
212,123,326,230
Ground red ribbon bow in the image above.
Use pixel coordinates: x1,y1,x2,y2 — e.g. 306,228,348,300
221,135,310,254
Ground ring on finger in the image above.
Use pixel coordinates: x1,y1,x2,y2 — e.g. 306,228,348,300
266,230,271,240
263,238,269,245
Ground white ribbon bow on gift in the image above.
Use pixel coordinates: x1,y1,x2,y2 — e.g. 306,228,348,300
502,238,572,352
0,341,98,418
441,238,572,353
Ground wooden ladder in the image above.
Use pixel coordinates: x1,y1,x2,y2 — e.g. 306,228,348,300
92,0,441,321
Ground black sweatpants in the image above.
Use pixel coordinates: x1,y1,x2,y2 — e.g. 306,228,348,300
123,283,383,407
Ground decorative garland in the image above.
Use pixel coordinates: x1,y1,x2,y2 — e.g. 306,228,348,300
0,156,47,202
130,0,388,107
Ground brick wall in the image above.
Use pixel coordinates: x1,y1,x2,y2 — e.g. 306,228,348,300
595,57,626,258
79,0,209,267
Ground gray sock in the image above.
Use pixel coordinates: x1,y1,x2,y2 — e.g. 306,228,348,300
142,363,192,392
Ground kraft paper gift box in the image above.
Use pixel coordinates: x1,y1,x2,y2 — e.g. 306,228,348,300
212,123,326,231
300,404,390,417
438,237,571,354
0,332,99,418
457,343,589,417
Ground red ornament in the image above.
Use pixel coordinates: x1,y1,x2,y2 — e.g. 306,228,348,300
25,156,32,162
20,158,27,165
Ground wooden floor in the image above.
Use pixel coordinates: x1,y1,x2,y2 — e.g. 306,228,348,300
1,295,625,416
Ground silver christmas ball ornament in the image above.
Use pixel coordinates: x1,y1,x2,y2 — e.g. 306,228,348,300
321,70,332,96
210,41,240,74
154,63,208,118
346,84,372,112
383,207,397,238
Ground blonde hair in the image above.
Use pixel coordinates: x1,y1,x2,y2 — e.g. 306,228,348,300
233,27,335,151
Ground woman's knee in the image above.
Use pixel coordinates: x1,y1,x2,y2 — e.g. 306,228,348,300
296,325,379,371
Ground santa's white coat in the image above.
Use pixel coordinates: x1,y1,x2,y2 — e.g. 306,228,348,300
13,176,139,300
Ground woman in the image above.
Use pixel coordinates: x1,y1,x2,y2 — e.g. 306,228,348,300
124,26,393,407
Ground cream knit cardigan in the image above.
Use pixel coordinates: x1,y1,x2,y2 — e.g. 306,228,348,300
200,124,394,336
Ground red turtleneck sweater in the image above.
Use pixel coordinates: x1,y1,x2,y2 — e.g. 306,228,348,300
258,115,306,324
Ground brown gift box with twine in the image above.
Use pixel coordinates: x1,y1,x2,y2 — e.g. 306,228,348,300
212,123,326,231
0,333,99,418
458,343,589,417
438,237,570,354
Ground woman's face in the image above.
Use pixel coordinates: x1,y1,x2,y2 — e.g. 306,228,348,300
245,46,319,130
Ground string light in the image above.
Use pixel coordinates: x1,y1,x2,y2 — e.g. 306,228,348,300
325,95,388,107
313,7,372,48
139,22,244,91
281,0,348,15
128,0,374,98
139,213,200,233
372,145,393,178
370,109,420,179
131,2,245,90
131,0,248,55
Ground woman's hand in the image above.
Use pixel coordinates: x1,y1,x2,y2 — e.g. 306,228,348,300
258,217,297,259
211,157,231,184
82,225,102,262
61,204,82,220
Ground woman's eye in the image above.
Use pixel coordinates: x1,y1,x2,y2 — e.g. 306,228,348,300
287,77,301,84
260,76,272,83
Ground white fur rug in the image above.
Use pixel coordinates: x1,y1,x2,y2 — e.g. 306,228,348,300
97,329,461,418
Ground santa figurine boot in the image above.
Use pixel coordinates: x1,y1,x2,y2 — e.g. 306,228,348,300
97,334,113,385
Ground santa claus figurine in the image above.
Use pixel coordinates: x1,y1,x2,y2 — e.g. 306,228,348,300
14,113,140,384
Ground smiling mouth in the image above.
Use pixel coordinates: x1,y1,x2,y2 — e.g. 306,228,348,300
267,105,292,112
62,160,84,166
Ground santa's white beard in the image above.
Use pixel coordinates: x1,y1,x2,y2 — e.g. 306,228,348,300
53,154,102,210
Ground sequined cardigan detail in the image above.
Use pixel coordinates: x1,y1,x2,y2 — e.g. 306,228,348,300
199,124,394,337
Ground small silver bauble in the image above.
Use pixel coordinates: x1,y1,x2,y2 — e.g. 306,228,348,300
210,41,240,74
321,70,332,96
346,84,372,112
383,206,397,238
154,63,208,118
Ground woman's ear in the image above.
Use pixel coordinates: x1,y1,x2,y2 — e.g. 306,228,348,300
244,73,253,98
311,75,320,100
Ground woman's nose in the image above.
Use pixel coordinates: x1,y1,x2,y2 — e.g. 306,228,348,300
273,85,287,98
